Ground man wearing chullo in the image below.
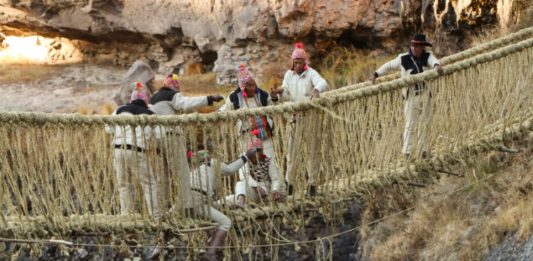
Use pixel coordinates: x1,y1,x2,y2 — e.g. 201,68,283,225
219,64,280,180
149,74,224,213
106,82,160,219
270,42,328,197
189,145,256,261
371,34,444,160
224,138,285,208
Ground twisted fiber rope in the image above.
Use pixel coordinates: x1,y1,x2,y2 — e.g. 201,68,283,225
2,115,530,236
0,125,529,251
0,28,531,260
225,116,533,223
326,26,533,95
0,33,530,126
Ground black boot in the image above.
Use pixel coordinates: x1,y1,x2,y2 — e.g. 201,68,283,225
287,184,294,196
307,185,317,197
205,229,228,261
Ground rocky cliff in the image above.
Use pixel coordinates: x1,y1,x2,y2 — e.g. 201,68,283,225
0,0,526,84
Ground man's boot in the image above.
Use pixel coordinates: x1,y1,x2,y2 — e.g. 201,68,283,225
307,185,317,197
286,182,294,196
147,246,160,260
204,229,228,261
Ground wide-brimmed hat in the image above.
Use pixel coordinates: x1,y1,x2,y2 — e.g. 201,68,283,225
411,34,432,47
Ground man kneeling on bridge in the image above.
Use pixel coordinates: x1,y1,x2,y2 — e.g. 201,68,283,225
224,138,286,208
188,145,256,260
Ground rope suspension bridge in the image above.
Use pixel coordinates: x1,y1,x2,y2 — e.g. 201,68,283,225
0,26,532,259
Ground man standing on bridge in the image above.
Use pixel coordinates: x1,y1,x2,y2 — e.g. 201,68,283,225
149,74,224,213
106,82,160,219
371,34,444,160
270,42,328,196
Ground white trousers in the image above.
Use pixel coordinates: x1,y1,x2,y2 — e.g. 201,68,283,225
159,134,192,211
113,148,159,219
224,180,270,205
402,92,432,156
191,191,231,231
285,115,321,185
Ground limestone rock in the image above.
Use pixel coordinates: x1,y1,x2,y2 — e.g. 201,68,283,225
0,0,523,85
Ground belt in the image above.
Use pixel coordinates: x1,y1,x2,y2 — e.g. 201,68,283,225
411,89,432,97
114,144,146,153
166,131,179,136
191,188,209,197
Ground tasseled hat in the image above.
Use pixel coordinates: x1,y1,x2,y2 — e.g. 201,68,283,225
238,64,255,98
130,81,149,105
291,42,308,60
247,138,263,150
291,42,309,71
163,74,180,90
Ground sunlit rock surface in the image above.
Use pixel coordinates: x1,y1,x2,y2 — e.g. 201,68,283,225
0,0,523,84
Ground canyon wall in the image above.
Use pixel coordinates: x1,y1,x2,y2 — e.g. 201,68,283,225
0,0,526,84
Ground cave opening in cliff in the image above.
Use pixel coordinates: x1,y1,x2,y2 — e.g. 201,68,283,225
200,50,217,71
337,29,375,49
0,33,83,64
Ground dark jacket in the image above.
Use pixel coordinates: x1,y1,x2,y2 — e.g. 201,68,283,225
116,99,154,115
228,87,269,110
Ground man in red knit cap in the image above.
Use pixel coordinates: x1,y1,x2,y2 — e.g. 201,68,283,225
270,43,328,196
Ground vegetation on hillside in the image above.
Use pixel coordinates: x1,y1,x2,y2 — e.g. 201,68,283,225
0,63,65,84
359,139,533,260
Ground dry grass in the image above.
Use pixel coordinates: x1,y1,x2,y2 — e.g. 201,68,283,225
0,63,66,84
360,141,533,261
77,103,117,115
508,0,533,31
318,48,396,90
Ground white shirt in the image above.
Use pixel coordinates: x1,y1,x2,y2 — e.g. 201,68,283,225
150,92,208,115
105,111,159,150
376,51,440,78
280,67,328,102
190,157,246,197
219,91,274,136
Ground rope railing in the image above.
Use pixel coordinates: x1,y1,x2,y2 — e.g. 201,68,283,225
0,26,532,260
325,25,533,95
0,35,531,126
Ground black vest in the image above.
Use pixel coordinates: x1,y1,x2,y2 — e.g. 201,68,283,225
150,87,178,104
401,50,431,94
116,100,154,115
228,87,269,109
401,51,430,75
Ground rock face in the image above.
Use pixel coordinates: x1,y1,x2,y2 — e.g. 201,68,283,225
485,235,533,261
0,200,362,260
0,0,524,84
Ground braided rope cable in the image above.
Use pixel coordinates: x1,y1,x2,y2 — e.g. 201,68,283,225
0,31,530,126
0,119,529,249
0,27,531,260
325,26,533,95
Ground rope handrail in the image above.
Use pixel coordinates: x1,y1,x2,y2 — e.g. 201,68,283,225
325,25,533,95
0,29,530,126
2,115,530,235
228,116,533,222
0,26,532,260
0,117,530,249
